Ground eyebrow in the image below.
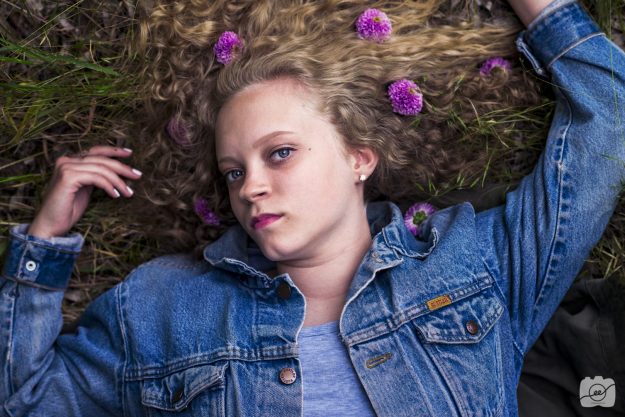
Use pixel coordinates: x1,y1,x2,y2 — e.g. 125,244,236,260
217,130,295,165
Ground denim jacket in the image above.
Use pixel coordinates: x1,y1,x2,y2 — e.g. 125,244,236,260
2,2,624,416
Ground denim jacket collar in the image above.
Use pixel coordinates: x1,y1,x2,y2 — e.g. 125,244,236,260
202,201,439,287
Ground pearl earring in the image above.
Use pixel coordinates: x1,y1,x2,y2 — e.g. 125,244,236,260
359,174,367,182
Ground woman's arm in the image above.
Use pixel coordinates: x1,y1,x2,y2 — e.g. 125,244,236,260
0,226,127,416
0,146,139,415
476,1,625,356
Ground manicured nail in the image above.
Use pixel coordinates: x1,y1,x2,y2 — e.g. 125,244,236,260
126,185,134,195
113,188,121,198
123,148,133,153
132,168,142,176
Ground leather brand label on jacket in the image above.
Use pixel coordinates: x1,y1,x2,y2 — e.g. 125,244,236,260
426,295,452,311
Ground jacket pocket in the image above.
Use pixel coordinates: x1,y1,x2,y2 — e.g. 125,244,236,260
411,284,505,417
140,361,228,417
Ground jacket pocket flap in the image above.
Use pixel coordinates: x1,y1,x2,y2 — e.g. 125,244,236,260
141,362,228,411
413,286,504,344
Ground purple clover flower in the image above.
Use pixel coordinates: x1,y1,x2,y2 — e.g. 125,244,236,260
194,197,221,226
355,8,392,43
387,79,423,116
479,57,511,76
166,117,191,146
404,202,437,237
214,31,243,64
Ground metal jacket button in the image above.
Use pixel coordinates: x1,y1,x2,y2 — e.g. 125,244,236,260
25,260,37,271
277,282,291,299
279,367,297,384
465,320,479,335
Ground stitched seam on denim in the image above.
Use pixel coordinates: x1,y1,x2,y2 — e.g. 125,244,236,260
17,244,26,282
127,360,224,380
607,39,625,150
0,274,65,291
142,368,226,409
531,93,573,346
131,361,232,383
477,223,505,302
492,387,505,417
252,277,265,353
516,34,544,76
491,323,506,412
124,346,297,379
341,260,404,331
3,403,16,417
4,281,16,398
8,231,81,255
489,272,507,311
479,260,521,352
117,284,129,417
547,32,604,70
341,268,381,340
512,338,524,358
224,258,268,280
391,329,438,416
425,345,468,416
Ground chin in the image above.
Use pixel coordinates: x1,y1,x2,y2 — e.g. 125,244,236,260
256,237,300,263
258,244,287,262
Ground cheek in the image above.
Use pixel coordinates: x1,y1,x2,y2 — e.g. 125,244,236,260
227,189,247,222
292,159,347,202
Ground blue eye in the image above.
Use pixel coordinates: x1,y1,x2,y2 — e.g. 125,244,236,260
270,147,294,161
224,169,243,183
223,147,295,184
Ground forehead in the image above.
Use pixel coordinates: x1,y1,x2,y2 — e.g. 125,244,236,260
216,78,321,126
215,79,338,153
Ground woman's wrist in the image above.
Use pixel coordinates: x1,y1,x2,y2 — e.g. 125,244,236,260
27,221,58,240
507,0,558,27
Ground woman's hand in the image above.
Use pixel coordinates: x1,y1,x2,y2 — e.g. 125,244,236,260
28,146,142,239
507,0,556,27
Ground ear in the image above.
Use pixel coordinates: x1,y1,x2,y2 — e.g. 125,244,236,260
348,146,379,179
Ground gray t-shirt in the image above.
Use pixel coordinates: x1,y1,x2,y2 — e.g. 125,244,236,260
299,320,377,416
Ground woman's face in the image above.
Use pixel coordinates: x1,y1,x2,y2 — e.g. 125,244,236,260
215,78,368,262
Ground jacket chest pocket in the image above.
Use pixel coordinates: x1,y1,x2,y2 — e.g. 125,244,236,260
140,362,228,417
411,285,505,417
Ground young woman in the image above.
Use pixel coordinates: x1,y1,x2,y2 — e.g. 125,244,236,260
1,0,623,415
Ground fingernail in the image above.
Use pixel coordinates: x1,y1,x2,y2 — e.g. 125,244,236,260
123,148,133,153
132,168,142,176
113,188,121,198
126,185,134,195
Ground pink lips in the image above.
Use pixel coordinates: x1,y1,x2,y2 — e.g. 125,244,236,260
252,214,282,230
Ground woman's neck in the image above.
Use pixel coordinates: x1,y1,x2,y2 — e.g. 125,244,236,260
272,211,373,327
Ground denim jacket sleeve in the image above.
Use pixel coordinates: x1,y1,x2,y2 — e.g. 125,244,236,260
0,224,125,416
476,1,625,355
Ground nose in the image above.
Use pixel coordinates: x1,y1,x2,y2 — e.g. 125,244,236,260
238,168,270,203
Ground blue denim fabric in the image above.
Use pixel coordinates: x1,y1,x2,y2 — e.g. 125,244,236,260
1,2,624,416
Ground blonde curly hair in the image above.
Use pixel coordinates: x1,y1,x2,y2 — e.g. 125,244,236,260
128,0,548,259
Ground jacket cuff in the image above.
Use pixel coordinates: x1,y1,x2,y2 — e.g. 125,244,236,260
515,1,602,77
1,224,84,291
